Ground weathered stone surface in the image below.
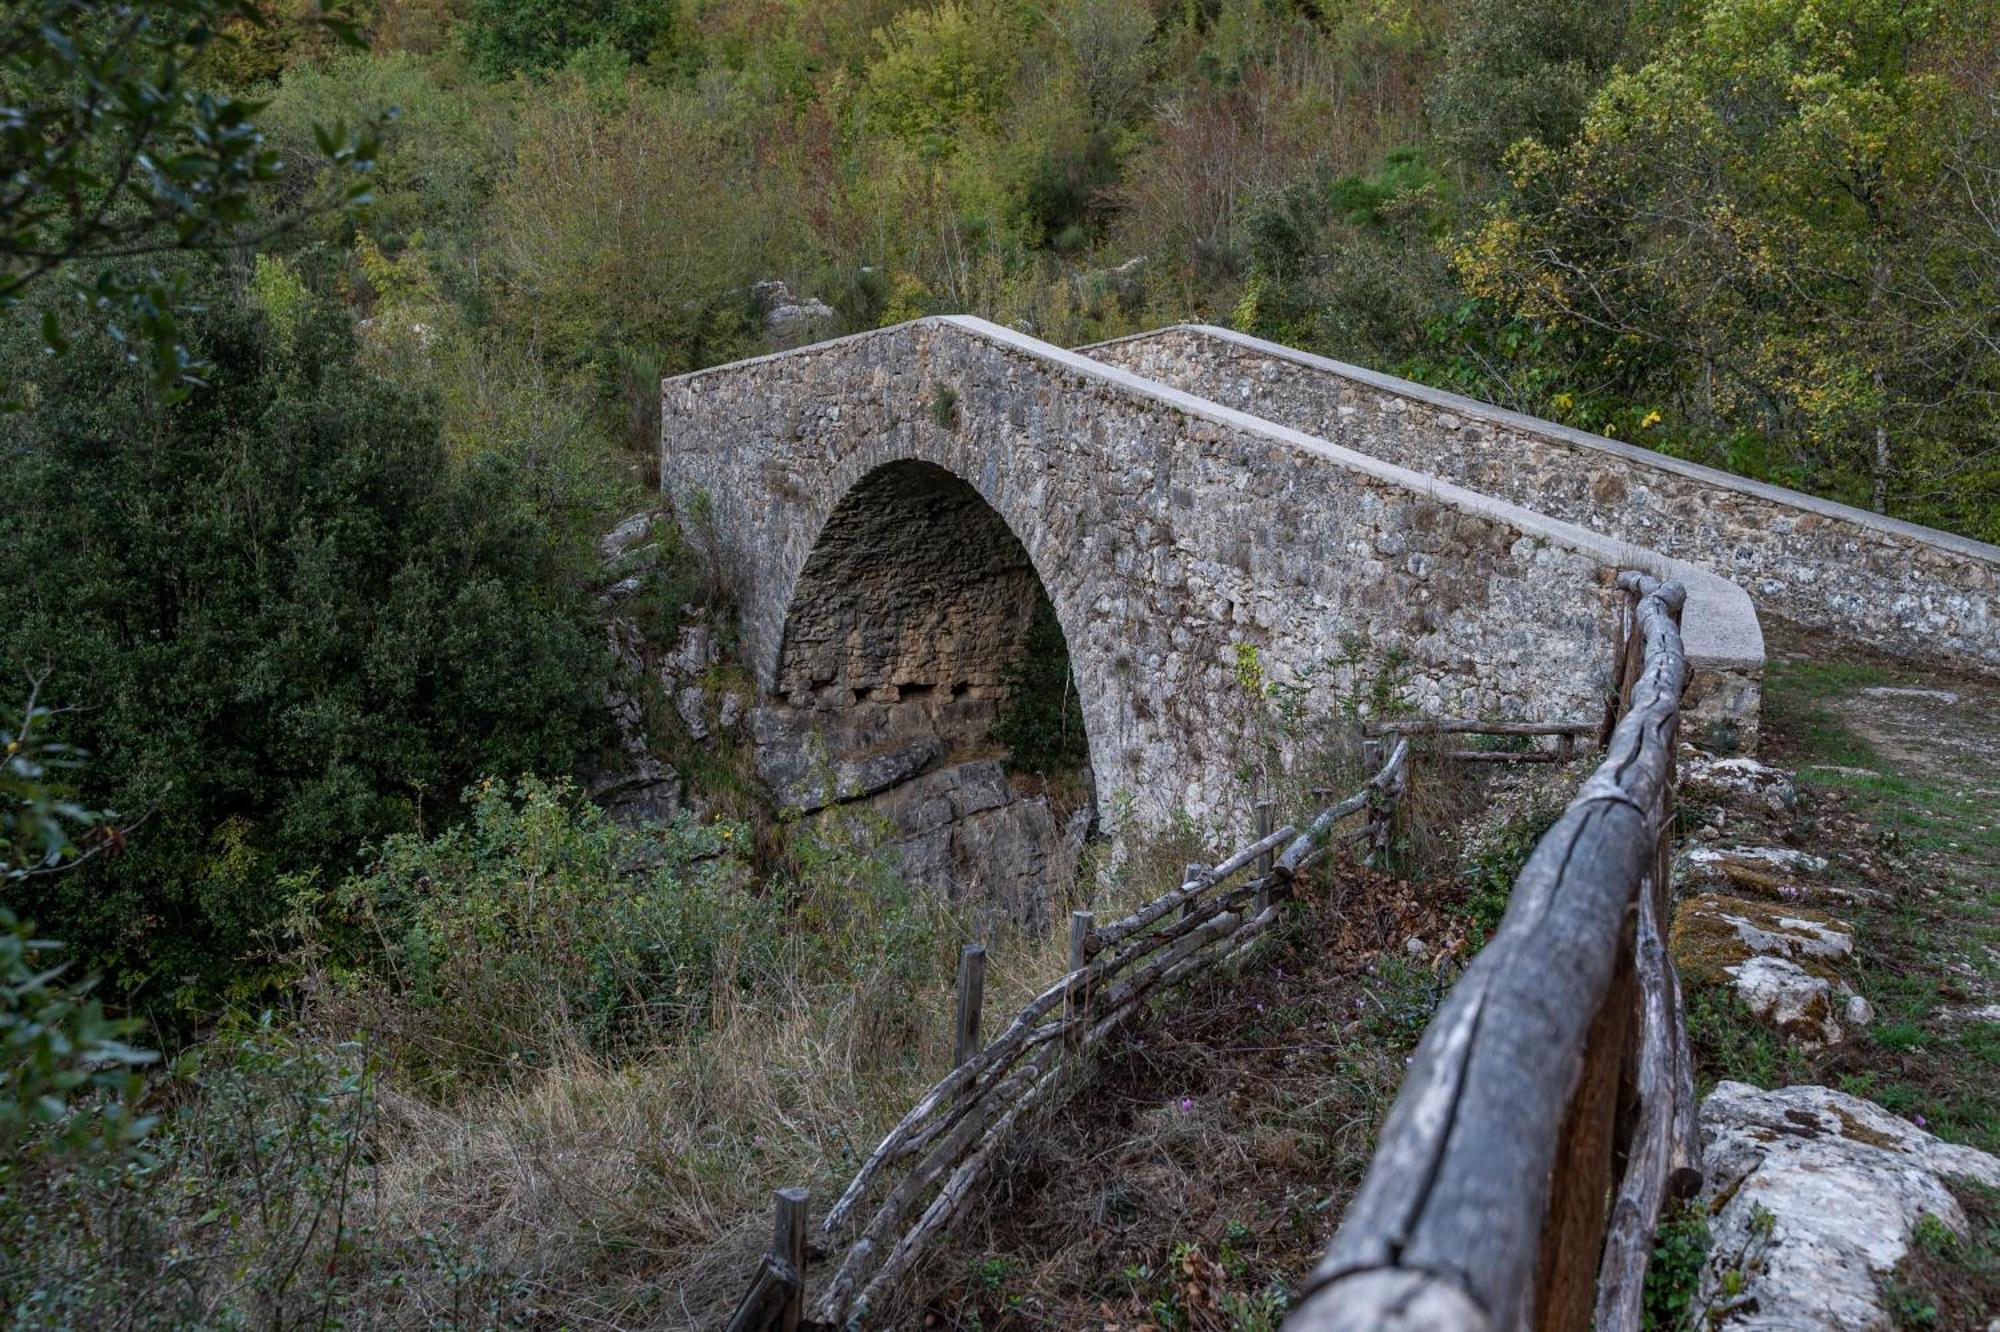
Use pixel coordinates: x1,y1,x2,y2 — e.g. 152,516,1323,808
586,759,684,826
599,511,660,567
1090,325,1999,681
1676,845,1850,905
756,280,837,348
661,315,1761,836
1682,752,1799,813
751,701,949,814
1672,893,1855,982
864,759,1070,930
1694,1081,2000,1330
1727,956,1844,1046
676,685,710,742
717,691,744,732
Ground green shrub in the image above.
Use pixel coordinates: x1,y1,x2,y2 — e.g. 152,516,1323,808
310,776,760,1090
0,272,606,1021
990,598,1089,775
0,1016,512,1330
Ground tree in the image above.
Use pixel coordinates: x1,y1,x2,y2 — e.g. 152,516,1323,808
0,269,607,1017
1455,0,2000,538
0,1,378,400
461,0,685,81
1431,0,1637,175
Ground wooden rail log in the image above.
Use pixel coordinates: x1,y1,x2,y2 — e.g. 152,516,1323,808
1087,820,1298,955
788,728,1422,1327
1286,577,1690,1331
1369,719,1599,737
1276,740,1409,876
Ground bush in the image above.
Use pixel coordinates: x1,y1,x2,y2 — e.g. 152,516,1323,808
0,270,607,1020
306,776,762,1091
462,0,687,81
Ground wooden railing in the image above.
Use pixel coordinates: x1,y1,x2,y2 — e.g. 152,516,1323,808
724,741,1414,1331
1285,571,1701,1332
1365,717,1599,765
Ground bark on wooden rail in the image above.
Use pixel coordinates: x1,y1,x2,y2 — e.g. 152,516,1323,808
1286,575,1695,1332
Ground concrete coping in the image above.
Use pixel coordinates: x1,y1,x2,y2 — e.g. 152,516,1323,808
664,315,1767,676
1085,323,2000,568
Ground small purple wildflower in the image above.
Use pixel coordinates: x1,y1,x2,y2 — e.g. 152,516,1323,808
1914,1113,1928,1129
1179,1096,1195,1113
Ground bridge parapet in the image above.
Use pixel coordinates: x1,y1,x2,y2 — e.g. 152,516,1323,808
1088,324,1999,675
661,316,1761,836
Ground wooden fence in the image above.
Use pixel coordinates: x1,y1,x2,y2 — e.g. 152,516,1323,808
725,739,1415,1331
1285,571,1701,1332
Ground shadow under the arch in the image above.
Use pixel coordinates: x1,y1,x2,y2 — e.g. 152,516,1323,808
748,459,1097,931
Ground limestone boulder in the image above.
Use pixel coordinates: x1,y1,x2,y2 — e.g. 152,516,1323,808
1694,1082,2000,1330
1725,956,1843,1046
1682,751,1799,813
1671,893,1854,982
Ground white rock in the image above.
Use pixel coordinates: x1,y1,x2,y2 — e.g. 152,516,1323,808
1685,844,1830,877
1726,956,1843,1046
1844,993,1875,1028
1403,935,1429,961
676,685,710,742
717,691,744,732
1683,752,1799,812
1859,685,1960,705
599,512,657,566
1696,1082,2000,1330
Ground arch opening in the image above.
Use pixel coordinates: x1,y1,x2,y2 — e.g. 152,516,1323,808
751,461,1095,928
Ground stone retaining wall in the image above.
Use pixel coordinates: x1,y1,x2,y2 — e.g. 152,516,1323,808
1087,325,1999,675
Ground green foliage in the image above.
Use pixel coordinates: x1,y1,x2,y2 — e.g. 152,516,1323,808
2,694,156,1162
1457,0,2000,538
0,272,606,1020
1643,1204,1711,1330
487,64,776,375
864,3,1026,157
0,1,378,400
0,908,156,1159
462,0,686,81
0,1016,513,1329
260,51,516,250
1454,802,1560,944
991,598,1089,775
1431,0,1639,173
311,776,756,1088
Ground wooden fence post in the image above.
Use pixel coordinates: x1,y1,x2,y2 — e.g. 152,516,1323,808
1067,910,1093,1043
774,1187,809,1332
1182,862,1206,921
954,944,987,1070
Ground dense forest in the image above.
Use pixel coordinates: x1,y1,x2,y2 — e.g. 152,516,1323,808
2,0,1997,1325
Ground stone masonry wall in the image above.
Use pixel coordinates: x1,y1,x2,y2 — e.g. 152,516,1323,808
661,317,1762,840
1088,326,2000,675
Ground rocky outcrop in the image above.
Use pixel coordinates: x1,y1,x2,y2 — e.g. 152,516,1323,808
1672,888,1858,1046
1694,1082,2000,1330
751,700,1086,930
754,280,836,348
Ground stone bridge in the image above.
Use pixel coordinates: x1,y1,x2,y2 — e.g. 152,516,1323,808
660,317,1771,922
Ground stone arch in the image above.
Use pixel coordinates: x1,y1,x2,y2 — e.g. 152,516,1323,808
749,459,1099,927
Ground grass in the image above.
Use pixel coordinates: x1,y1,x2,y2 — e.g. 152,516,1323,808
888,860,1443,1329
1881,1179,2000,1330
1682,619,2000,1156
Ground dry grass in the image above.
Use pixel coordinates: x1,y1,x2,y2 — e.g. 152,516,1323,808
878,860,1477,1330
336,909,1087,1329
